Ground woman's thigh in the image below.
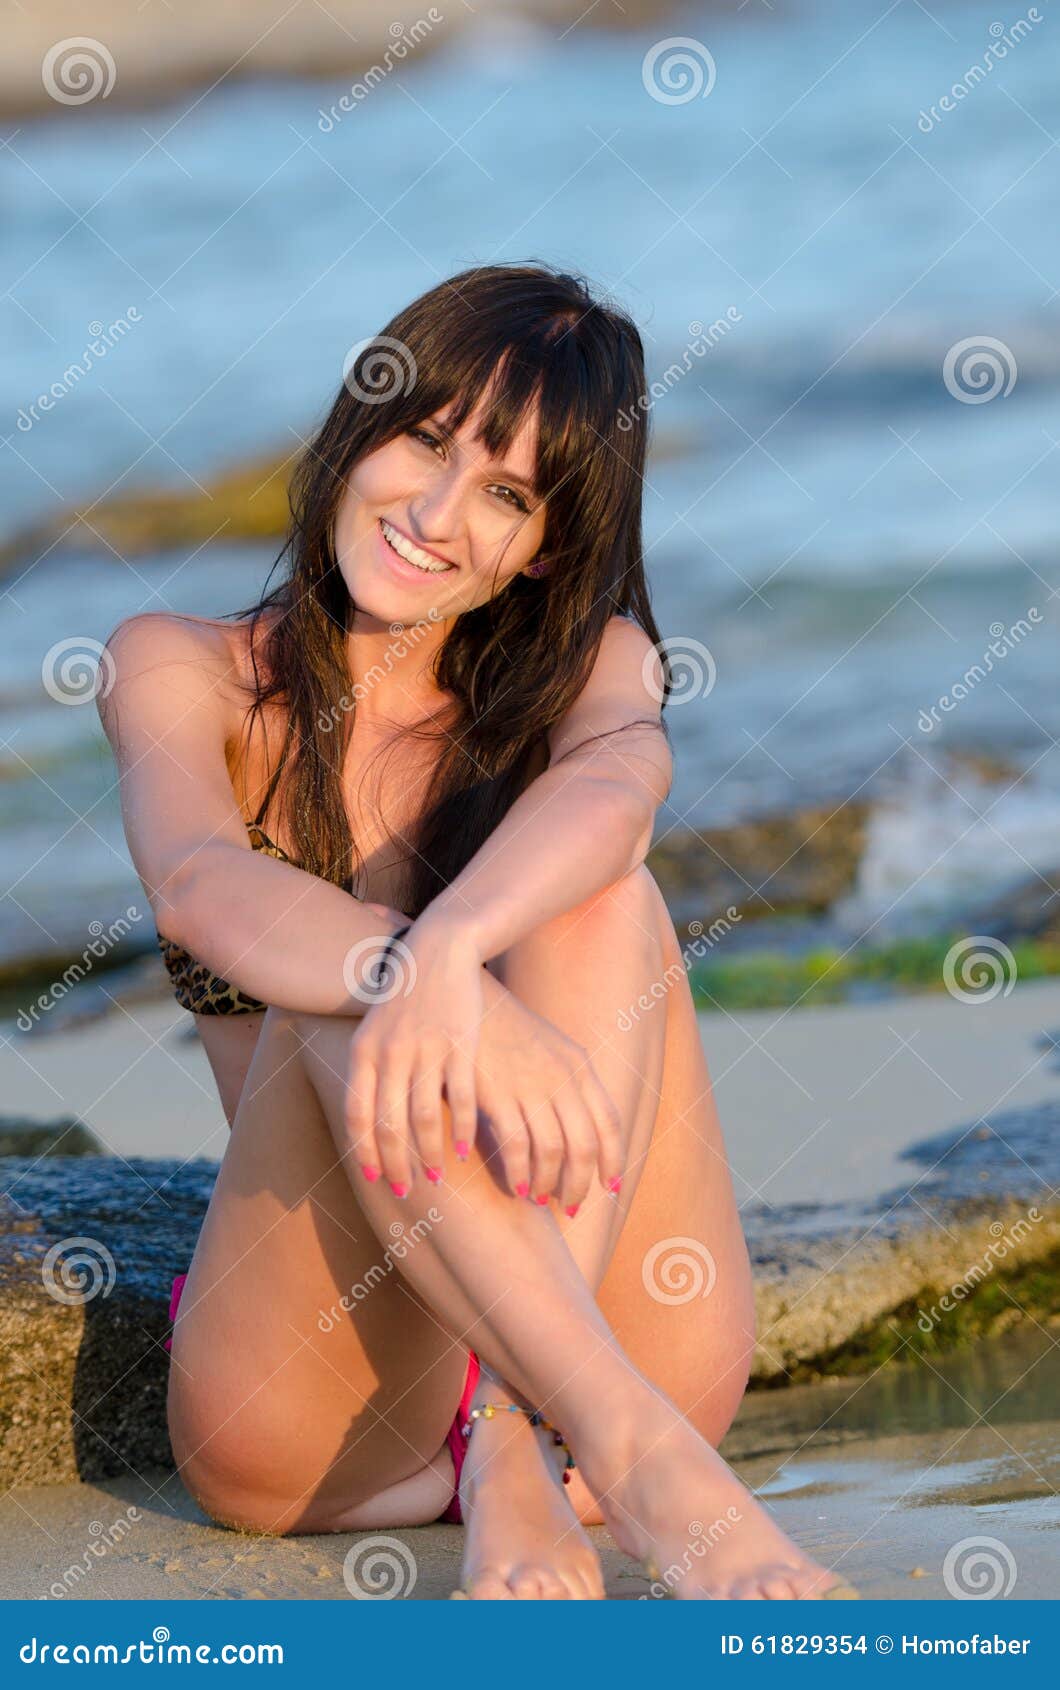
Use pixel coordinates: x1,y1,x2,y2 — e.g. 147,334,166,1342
491,866,755,1447
168,1005,468,1533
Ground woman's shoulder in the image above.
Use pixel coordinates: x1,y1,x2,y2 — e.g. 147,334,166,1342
98,610,255,730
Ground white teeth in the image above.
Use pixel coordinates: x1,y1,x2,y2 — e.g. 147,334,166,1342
380,519,453,574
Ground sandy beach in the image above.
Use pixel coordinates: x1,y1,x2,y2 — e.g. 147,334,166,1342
3,975,1058,1600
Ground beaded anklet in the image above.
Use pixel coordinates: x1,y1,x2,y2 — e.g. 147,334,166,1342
462,1402,577,1484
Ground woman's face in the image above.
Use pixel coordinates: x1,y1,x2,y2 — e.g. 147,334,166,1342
333,390,549,627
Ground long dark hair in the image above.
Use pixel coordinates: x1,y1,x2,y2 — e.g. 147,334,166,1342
226,261,670,920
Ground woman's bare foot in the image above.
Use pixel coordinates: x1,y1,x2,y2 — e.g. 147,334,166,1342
455,1408,605,1600
593,1403,850,1600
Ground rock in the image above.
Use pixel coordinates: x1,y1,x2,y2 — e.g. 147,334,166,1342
0,1155,215,1491
648,801,869,933
968,870,1060,947
0,1116,102,1158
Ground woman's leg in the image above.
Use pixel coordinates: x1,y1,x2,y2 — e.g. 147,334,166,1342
170,867,841,1596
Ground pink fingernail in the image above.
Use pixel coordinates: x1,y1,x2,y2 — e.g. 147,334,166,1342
607,1176,622,1196
455,1140,470,1161
359,1164,380,1182
515,1180,530,1198
425,1166,443,1184
564,1203,580,1218
535,1193,549,1207
389,1181,409,1199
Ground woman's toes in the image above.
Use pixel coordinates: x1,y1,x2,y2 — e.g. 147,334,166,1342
761,1570,801,1600
795,1564,840,1599
466,1570,515,1600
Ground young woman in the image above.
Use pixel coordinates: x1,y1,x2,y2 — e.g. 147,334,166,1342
100,263,855,1601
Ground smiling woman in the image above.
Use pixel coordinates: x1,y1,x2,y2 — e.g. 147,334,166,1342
99,261,857,1601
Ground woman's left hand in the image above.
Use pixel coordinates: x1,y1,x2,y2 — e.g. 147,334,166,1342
344,913,484,1191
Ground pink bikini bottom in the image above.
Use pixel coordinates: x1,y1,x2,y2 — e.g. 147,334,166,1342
165,1273,479,1524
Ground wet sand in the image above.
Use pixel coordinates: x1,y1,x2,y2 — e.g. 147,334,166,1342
4,1327,1054,1600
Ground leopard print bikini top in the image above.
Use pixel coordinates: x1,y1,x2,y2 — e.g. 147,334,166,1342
156,820,351,1016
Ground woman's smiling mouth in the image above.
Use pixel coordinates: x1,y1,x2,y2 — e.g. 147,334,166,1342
379,518,457,576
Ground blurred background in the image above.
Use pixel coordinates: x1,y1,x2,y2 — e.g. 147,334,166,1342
2,0,1059,1010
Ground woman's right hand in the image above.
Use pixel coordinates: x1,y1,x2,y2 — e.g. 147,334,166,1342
472,978,624,1215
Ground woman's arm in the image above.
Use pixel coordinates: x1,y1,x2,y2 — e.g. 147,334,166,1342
98,613,405,1017
418,615,673,960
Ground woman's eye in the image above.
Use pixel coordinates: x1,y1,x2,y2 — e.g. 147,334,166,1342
409,427,441,450
492,485,529,513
